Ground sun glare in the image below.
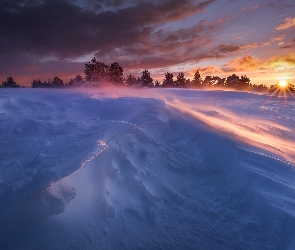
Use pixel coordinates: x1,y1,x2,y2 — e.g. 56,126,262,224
268,78,294,102
279,79,287,88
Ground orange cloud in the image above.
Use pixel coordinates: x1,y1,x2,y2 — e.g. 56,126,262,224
271,35,285,41
261,42,270,47
188,66,224,77
240,43,258,49
226,55,259,70
198,66,224,75
226,53,295,71
265,53,295,70
276,17,295,30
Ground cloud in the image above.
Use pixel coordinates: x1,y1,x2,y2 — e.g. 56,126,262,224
271,35,285,41
215,44,240,53
0,0,220,84
192,66,224,76
226,55,259,70
2,0,293,86
0,0,216,59
216,17,230,24
276,17,295,30
240,43,258,49
280,39,295,49
91,17,225,70
261,42,270,47
226,53,295,71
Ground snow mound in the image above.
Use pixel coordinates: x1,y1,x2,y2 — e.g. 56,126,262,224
0,88,295,249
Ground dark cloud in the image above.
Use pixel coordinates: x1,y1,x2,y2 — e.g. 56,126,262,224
280,45,295,49
157,20,206,43
0,0,222,84
216,44,240,53
0,0,216,59
0,0,221,84
280,38,295,49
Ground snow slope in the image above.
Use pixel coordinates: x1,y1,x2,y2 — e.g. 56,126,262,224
0,88,295,249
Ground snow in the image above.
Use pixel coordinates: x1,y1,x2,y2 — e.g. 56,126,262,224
0,88,295,249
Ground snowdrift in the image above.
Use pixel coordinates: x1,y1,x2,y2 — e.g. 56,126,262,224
0,88,295,249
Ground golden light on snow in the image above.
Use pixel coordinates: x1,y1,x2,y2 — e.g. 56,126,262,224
165,98,295,164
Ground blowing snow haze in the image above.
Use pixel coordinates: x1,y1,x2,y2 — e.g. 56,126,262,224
0,0,295,86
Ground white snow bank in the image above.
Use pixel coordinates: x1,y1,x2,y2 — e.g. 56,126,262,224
0,88,295,249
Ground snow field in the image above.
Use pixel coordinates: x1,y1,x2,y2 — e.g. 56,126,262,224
0,88,295,249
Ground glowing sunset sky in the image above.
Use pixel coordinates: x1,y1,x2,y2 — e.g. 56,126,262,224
0,0,294,86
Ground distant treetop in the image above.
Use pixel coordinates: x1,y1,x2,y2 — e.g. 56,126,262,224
1,76,20,88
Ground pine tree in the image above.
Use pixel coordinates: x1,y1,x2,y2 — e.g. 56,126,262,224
31,79,43,88
84,57,109,84
51,76,64,87
1,76,20,88
139,69,153,87
109,62,123,85
238,75,251,89
125,74,137,87
68,74,84,86
175,72,186,88
154,80,161,88
191,70,202,88
226,74,239,88
162,72,174,88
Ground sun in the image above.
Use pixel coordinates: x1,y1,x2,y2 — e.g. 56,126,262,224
278,79,287,88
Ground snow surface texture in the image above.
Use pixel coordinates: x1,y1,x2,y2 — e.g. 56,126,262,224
0,88,295,249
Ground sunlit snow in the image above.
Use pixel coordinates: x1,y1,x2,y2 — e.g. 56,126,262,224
0,88,295,249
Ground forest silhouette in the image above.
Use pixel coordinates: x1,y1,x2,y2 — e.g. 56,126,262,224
1,57,294,93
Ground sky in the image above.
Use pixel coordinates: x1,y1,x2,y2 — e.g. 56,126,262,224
0,0,294,86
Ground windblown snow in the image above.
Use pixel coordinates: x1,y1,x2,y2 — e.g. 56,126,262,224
0,88,295,249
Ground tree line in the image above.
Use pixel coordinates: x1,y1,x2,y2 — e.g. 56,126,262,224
1,57,294,92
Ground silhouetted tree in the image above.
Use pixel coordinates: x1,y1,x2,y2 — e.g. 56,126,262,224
191,70,202,88
175,72,186,88
84,57,109,84
139,69,153,87
154,80,161,88
68,74,84,86
226,74,239,88
202,76,213,87
124,74,137,87
215,77,226,88
185,79,191,88
287,82,295,92
51,76,64,87
202,76,222,87
43,79,51,88
252,84,268,92
135,77,141,87
1,76,20,88
238,75,251,89
162,72,174,88
109,62,123,85
31,79,44,88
